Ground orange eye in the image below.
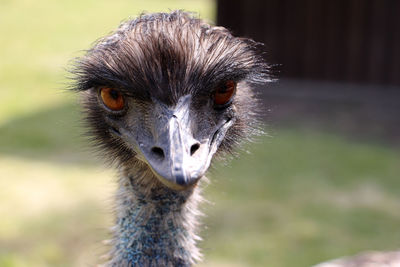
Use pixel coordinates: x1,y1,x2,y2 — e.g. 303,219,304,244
214,80,236,106
100,87,125,111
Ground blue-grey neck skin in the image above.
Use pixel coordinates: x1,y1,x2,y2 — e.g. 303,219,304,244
107,166,202,267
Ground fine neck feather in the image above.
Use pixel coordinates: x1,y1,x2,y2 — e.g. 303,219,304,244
107,168,202,267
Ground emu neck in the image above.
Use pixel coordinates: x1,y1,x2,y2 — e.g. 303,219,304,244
108,169,201,267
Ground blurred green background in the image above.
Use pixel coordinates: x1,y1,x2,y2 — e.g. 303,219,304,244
1,0,399,266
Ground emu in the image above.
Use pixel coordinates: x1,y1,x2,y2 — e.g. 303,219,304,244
71,11,268,266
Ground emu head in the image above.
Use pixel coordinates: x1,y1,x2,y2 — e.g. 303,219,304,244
71,11,267,190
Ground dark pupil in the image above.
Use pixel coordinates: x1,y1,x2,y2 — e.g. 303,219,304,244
218,84,229,94
109,89,119,100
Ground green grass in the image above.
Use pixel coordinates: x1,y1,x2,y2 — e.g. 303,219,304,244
0,0,214,123
1,0,400,266
201,130,400,266
2,122,400,267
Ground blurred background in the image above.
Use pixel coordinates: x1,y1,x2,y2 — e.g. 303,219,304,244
0,0,399,266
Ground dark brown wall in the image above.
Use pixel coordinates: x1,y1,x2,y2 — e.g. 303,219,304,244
217,0,400,86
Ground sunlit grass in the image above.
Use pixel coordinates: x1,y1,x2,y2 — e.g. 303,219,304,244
1,124,400,266
0,0,214,123
201,130,400,266
0,155,115,267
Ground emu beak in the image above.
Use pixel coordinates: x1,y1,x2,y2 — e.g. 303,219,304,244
119,95,234,190
147,115,204,189
139,95,210,190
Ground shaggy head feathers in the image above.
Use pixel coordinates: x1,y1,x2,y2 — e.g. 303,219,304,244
71,10,268,167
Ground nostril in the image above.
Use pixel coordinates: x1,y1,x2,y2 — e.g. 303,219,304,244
151,146,165,159
190,143,200,156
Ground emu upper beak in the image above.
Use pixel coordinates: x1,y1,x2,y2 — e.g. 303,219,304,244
138,95,211,190
124,95,233,190
144,115,206,190
119,95,234,190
